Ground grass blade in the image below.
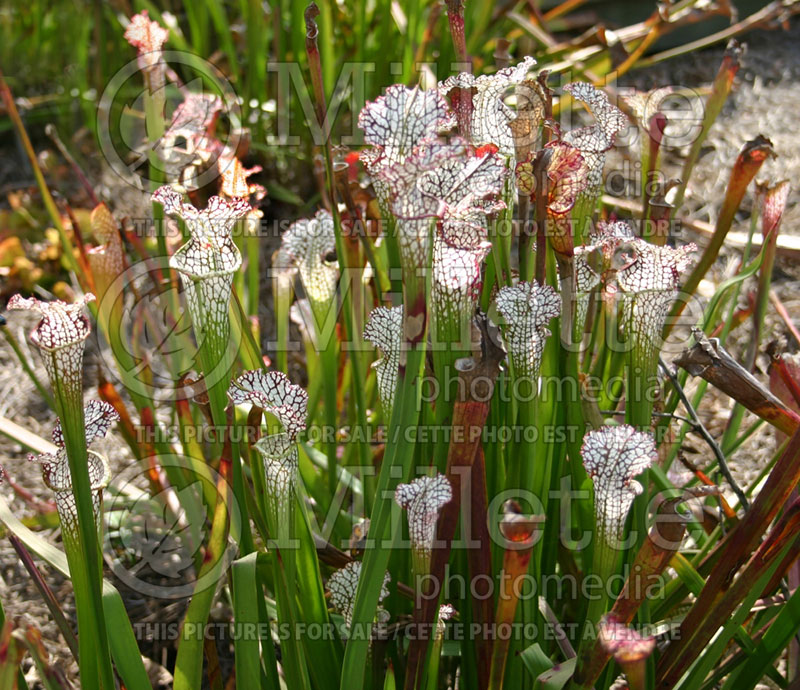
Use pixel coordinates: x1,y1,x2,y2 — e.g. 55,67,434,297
232,553,264,689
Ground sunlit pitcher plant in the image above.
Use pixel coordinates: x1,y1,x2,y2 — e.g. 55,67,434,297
2,7,797,690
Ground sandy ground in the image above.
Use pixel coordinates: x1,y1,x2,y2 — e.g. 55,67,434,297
1,16,799,689
628,20,800,230
626,20,800,501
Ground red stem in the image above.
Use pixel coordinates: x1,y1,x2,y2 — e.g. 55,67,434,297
404,323,504,690
468,448,494,687
666,136,773,334
446,0,469,67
